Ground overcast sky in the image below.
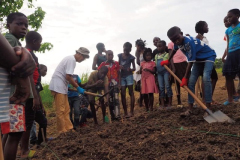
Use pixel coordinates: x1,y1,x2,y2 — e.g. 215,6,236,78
19,0,239,83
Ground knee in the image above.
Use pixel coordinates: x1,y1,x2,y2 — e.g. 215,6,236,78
128,91,134,96
202,74,211,82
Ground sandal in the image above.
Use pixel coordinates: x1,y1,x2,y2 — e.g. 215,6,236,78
20,150,36,159
180,109,192,118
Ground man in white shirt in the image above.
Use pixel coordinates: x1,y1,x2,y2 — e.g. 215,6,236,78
49,47,90,134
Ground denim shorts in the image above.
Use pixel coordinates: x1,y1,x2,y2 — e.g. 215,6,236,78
121,74,133,86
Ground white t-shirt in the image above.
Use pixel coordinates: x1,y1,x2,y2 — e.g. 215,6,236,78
49,55,76,94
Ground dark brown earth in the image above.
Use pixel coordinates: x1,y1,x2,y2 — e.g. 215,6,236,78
33,74,240,160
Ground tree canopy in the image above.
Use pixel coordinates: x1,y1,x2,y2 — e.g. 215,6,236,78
0,0,53,53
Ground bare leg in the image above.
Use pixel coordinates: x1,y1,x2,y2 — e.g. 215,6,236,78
120,86,128,116
143,94,149,111
90,101,98,124
5,132,23,160
226,76,234,103
128,85,135,116
100,99,106,123
149,93,154,111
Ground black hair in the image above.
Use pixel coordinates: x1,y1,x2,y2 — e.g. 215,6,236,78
39,64,47,69
228,8,240,17
96,43,104,50
143,48,152,61
153,37,161,41
195,21,207,33
167,26,181,38
158,40,168,53
123,42,132,48
25,31,42,44
99,65,108,73
7,12,27,24
135,38,146,48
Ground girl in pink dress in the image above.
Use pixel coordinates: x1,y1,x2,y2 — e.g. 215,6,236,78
140,48,159,111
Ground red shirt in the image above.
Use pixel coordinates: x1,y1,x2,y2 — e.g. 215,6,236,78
27,48,39,85
98,61,120,84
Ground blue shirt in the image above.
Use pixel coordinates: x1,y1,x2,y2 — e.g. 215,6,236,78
174,36,216,62
67,74,81,97
225,23,240,53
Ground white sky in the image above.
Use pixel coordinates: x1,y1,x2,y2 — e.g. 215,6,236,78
19,0,239,83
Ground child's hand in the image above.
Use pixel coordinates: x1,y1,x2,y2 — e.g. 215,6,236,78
95,80,103,86
143,68,151,72
12,47,36,78
160,60,169,66
127,68,131,71
10,77,31,104
180,77,188,87
222,58,226,63
33,98,41,111
119,65,124,70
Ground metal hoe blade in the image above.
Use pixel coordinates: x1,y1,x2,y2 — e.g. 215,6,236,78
204,110,235,123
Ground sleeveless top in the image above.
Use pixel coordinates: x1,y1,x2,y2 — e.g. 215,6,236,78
96,54,107,67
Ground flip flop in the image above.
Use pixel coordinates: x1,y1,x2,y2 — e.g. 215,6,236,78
19,150,36,159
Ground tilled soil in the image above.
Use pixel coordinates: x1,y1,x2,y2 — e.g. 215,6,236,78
34,103,240,160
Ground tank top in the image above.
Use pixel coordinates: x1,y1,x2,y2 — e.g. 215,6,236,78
96,54,107,67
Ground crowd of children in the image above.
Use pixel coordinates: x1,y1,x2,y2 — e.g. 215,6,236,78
0,8,240,160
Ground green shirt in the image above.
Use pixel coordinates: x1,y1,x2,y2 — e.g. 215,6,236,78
155,52,169,65
5,33,34,99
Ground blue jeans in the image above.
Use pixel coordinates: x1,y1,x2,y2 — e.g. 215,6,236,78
157,72,173,98
121,75,133,86
30,121,37,144
188,62,213,104
68,96,81,128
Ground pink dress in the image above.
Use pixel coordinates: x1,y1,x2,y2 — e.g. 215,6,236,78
141,61,159,94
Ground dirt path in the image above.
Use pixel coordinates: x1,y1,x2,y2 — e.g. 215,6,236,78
33,74,240,160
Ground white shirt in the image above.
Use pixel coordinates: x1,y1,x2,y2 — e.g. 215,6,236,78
49,55,76,94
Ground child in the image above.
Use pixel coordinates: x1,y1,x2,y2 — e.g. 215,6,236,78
79,94,92,127
118,42,136,117
92,43,107,70
168,41,187,106
0,33,35,160
85,66,109,124
1,12,32,160
98,50,121,120
140,48,159,111
161,27,216,117
68,74,88,129
49,47,89,134
156,41,173,108
30,64,48,145
195,21,218,105
222,9,240,105
135,39,146,107
152,37,161,60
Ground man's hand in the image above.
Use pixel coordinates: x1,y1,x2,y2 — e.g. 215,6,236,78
11,47,36,77
160,60,169,66
10,77,31,104
180,77,188,87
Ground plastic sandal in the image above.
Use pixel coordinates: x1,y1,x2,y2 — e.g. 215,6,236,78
223,101,230,105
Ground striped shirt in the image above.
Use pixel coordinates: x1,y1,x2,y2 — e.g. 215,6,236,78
0,67,10,123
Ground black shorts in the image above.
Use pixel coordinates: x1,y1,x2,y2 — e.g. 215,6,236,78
25,98,35,130
223,49,240,78
174,61,188,80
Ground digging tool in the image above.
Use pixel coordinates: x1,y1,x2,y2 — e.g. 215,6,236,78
71,89,103,97
164,65,235,123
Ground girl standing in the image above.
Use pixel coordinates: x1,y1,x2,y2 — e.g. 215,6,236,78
223,9,240,105
155,41,173,108
140,48,158,111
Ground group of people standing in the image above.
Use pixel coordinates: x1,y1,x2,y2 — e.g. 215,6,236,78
0,7,240,160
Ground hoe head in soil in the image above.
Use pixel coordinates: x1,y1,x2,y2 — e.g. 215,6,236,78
203,109,235,123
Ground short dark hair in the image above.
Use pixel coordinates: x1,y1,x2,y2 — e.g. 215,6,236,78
99,65,108,73
135,38,146,48
167,26,181,38
228,8,240,17
7,12,27,24
158,40,168,53
39,64,47,69
123,42,132,48
25,31,42,44
143,48,152,61
195,21,206,33
96,43,104,50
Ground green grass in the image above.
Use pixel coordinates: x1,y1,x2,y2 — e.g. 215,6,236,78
216,68,222,73
40,73,89,108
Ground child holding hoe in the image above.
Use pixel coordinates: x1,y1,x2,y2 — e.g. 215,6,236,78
161,26,216,117
49,47,90,134
98,50,121,120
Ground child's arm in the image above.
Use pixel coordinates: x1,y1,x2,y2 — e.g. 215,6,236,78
222,49,227,63
30,75,41,110
66,74,85,94
140,66,142,74
104,78,109,105
92,54,98,70
179,62,193,87
129,59,136,72
0,35,35,77
136,51,140,66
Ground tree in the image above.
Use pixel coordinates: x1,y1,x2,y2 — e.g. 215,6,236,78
214,58,223,69
0,0,53,53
